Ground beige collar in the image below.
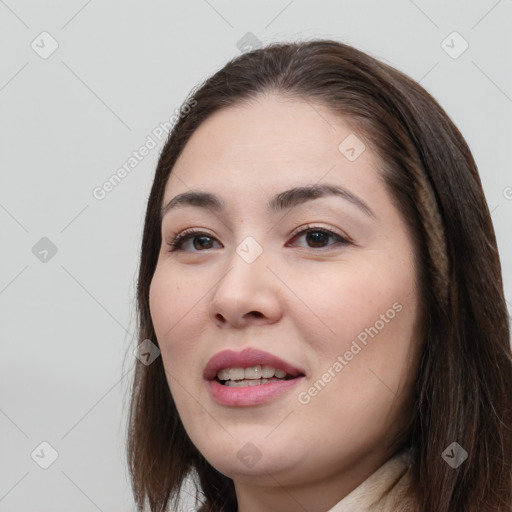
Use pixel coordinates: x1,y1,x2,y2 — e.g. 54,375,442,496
326,449,415,512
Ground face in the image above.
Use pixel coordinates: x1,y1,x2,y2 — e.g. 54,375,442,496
149,94,421,497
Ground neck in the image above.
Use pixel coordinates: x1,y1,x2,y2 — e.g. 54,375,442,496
233,449,396,512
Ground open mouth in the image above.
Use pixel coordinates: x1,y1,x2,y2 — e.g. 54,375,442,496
215,365,303,387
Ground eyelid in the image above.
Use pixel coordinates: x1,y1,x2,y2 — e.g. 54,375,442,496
170,227,217,239
287,223,352,244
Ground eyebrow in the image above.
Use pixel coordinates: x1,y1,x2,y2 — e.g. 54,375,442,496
160,184,374,219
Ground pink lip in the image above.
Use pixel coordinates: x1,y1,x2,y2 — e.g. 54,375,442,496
204,348,305,407
204,348,304,381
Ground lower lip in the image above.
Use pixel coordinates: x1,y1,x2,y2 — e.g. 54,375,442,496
207,378,304,407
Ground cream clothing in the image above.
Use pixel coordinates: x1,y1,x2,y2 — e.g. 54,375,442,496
326,449,415,512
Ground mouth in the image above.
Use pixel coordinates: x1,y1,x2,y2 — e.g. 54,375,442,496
215,364,302,387
204,347,305,383
204,348,306,406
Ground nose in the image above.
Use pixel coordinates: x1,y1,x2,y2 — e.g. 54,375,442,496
208,248,284,329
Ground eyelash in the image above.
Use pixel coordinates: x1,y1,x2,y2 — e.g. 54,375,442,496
166,224,351,253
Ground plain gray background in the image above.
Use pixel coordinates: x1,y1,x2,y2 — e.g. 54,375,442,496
1,1,511,510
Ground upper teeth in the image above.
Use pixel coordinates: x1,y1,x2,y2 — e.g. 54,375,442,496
217,365,287,381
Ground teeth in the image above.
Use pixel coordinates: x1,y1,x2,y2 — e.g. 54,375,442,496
217,368,230,381
224,377,284,387
245,365,262,379
229,367,245,381
216,365,288,382
261,365,275,378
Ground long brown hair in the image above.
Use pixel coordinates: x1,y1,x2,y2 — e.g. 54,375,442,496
126,40,512,512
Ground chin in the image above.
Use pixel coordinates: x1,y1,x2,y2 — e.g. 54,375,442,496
194,435,303,481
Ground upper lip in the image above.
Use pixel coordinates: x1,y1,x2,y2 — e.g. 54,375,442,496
203,347,305,381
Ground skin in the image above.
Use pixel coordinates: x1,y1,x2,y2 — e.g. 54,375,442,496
149,94,421,512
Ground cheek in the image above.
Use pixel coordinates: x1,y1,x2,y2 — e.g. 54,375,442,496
150,265,202,334
149,264,217,399
292,255,419,404
290,269,419,450
149,269,218,441
149,269,178,335
292,259,416,346
149,267,202,359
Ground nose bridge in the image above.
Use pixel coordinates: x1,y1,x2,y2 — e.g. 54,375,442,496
209,235,282,326
217,236,270,297
235,235,265,266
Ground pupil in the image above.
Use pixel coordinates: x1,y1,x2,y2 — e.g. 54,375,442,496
307,231,328,247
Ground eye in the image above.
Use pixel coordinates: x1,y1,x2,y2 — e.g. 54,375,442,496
286,226,350,249
167,226,350,253
167,229,222,252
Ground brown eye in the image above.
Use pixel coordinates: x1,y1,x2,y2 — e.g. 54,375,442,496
287,227,350,250
305,230,330,248
168,231,222,252
193,236,215,250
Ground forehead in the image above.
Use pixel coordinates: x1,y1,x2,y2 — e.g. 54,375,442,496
164,94,380,201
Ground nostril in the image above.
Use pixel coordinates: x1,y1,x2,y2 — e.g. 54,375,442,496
210,308,272,328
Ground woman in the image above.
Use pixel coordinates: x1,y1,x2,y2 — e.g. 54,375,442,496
126,40,512,512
